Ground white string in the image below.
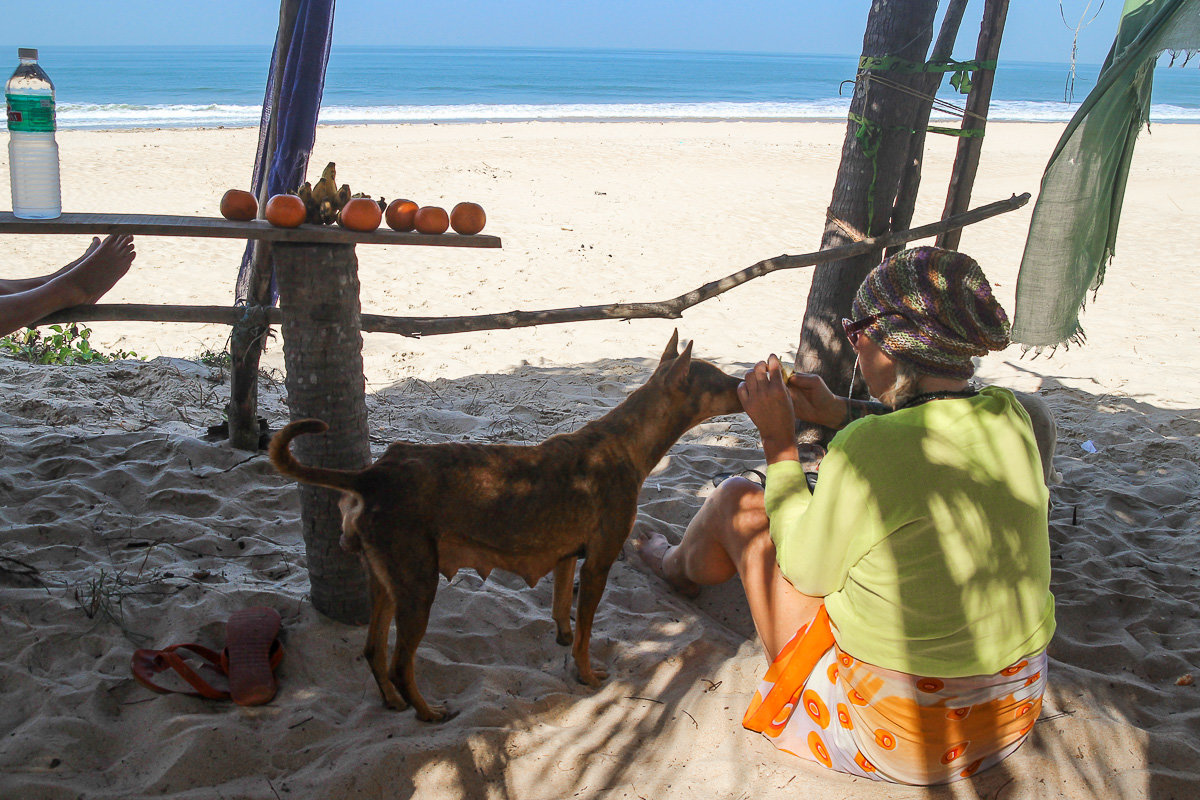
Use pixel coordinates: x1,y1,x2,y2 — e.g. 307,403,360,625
1060,0,1109,102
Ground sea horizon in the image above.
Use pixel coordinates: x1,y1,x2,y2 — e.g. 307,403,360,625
8,44,1198,129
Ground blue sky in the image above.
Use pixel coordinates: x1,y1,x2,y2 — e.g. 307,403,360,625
6,1,1125,65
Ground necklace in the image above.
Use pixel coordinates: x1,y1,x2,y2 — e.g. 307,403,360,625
898,387,979,410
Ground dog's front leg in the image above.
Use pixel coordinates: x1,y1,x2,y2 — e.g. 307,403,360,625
571,556,614,687
551,556,576,646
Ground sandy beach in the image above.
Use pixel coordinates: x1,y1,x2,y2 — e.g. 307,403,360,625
1,120,1197,799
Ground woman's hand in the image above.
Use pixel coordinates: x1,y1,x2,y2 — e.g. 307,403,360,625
785,371,847,429
739,354,799,464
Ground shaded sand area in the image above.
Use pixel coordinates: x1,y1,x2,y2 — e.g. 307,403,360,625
1,121,1198,798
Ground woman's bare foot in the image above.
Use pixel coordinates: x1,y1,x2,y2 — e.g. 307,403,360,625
51,236,102,280
633,530,701,598
58,234,136,305
0,238,102,296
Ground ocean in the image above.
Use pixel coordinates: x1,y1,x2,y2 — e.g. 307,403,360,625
13,45,1200,129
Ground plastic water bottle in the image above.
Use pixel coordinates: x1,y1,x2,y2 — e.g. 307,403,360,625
6,47,61,219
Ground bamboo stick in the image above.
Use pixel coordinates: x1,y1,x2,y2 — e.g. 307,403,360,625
888,0,971,255
937,0,1011,251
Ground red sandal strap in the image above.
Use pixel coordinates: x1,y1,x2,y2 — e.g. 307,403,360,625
131,644,230,700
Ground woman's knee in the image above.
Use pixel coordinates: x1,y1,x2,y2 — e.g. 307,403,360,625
709,477,770,544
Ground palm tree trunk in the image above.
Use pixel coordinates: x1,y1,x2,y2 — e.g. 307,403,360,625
275,242,371,625
794,0,940,439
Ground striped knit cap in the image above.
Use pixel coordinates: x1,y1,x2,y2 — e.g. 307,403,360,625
851,247,1011,379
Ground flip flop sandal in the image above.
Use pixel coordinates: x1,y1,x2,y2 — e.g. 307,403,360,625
131,607,284,706
131,643,230,700
710,468,820,491
222,607,283,706
710,468,766,488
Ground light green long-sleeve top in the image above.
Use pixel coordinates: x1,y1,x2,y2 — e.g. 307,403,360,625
766,386,1056,678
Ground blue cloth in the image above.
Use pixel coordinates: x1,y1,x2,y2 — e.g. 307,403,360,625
236,0,336,303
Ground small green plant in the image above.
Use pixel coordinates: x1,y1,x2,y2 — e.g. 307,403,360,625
0,324,140,365
196,348,232,369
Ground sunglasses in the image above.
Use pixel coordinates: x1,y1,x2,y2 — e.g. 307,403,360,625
841,312,894,345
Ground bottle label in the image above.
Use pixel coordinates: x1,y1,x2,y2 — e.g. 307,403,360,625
6,94,56,133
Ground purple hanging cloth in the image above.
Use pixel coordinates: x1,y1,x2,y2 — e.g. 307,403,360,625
235,0,336,303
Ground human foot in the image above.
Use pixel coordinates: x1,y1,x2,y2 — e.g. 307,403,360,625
54,237,102,279
58,234,135,305
0,238,101,296
633,530,701,598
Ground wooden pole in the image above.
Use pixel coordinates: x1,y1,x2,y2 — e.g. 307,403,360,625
937,0,1010,251
888,0,970,255
34,193,1030,335
274,243,371,625
228,0,300,451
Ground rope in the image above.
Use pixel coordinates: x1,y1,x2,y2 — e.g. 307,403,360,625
859,72,987,122
1059,0,1108,102
825,208,868,242
926,126,985,138
858,55,998,94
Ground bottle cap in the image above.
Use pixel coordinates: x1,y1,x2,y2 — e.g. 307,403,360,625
18,48,38,60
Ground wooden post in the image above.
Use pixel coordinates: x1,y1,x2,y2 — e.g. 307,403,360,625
888,0,970,254
227,241,274,451
275,242,372,625
227,0,300,451
937,0,1010,251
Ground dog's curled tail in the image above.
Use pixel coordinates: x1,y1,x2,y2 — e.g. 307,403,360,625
268,419,363,495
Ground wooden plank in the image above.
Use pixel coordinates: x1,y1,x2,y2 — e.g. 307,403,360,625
0,212,502,248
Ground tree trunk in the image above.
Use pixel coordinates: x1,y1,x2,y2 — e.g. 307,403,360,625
794,0,940,440
275,242,372,625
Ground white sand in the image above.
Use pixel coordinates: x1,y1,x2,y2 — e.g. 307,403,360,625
0,121,1197,798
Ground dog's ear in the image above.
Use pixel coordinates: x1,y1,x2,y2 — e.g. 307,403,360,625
665,339,693,386
659,328,680,364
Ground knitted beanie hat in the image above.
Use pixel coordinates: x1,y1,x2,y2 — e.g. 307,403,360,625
851,246,1011,379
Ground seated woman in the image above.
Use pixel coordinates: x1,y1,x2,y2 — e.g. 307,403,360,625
637,246,1055,785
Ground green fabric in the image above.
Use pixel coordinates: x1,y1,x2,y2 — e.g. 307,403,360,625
1013,0,1200,349
764,387,1055,678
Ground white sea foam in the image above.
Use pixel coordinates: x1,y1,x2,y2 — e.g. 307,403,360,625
56,99,1200,129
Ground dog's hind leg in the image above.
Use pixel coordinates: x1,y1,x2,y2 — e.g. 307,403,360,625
362,558,407,711
551,556,576,646
387,557,452,722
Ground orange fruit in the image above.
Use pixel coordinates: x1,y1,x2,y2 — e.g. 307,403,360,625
338,197,383,232
265,194,306,228
220,189,258,221
385,199,419,231
414,206,449,235
450,202,486,235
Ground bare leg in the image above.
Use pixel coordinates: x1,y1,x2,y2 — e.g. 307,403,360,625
0,235,135,337
635,476,823,660
0,237,101,295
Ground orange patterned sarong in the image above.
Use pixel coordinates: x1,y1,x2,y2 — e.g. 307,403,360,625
743,606,1046,785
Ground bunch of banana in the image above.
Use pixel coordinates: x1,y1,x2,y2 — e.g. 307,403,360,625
296,162,351,225
294,162,390,224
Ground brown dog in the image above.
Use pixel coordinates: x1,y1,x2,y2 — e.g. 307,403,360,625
269,331,742,721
